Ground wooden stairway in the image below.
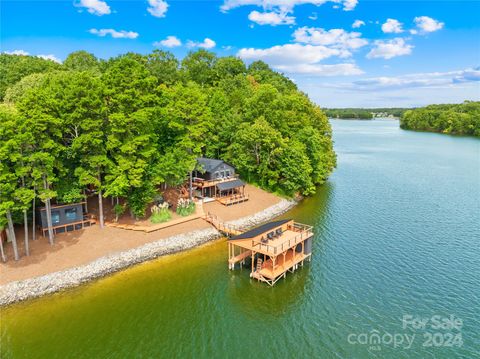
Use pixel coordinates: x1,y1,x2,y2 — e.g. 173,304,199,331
203,212,244,237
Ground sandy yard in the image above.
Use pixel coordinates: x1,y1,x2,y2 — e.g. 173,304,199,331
0,184,282,285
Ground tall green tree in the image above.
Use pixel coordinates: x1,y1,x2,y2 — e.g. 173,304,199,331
181,50,217,86
64,51,99,72
102,55,159,217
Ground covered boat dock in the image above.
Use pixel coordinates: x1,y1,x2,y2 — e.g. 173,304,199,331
227,219,314,286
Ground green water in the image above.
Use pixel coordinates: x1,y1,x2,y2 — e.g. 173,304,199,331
1,120,479,358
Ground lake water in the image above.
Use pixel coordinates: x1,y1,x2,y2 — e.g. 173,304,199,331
1,120,479,358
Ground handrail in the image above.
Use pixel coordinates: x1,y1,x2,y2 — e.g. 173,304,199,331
251,223,313,254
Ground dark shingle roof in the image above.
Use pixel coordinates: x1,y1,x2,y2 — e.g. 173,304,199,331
196,158,225,173
216,179,245,191
230,219,291,240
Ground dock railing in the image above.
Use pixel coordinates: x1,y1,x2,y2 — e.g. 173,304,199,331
251,222,313,255
203,212,244,236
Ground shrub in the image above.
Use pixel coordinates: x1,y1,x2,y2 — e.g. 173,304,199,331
150,203,171,223
176,198,195,216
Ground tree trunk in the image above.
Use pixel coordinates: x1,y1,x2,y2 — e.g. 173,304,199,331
6,210,19,261
98,174,104,228
43,175,54,245
23,210,29,256
32,192,36,241
189,171,193,200
83,189,88,213
0,231,6,262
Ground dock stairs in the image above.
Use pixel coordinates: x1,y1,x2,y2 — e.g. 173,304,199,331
203,212,244,237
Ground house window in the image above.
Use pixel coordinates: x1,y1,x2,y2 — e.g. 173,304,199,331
51,211,60,224
65,207,78,221
226,170,230,177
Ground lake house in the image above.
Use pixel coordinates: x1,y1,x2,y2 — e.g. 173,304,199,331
193,158,248,205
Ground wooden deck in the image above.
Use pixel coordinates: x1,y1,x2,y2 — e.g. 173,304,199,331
203,213,243,237
105,201,204,233
216,194,249,206
241,227,313,256
256,250,309,279
194,176,239,189
41,215,96,237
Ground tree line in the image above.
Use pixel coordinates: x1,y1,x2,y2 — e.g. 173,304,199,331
400,101,480,136
325,108,407,119
0,50,336,260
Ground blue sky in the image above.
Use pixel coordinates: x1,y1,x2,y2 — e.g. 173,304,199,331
2,0,479,107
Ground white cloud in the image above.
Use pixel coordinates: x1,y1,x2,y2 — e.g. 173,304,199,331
367,38,413,59
237,43,363,76
89,28,139,39
76,0,111,16
342,0,357,11
348,68,480,90
303,68,480,107
414,16,444,33
352,20,365,28
4,49,29,56
381,18,404,33
453,67,480,83
37,54,62,63
147,0,168,18
276,63,363,76
293,27,368,57
223,0,358,26
3,50,61,63
187,38,216,49
153,35,181,47
248,10,295,25
238,44,339,64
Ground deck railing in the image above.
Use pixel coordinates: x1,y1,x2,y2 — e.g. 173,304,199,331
251,223,313,255
203,212,244,236
193,175,239,188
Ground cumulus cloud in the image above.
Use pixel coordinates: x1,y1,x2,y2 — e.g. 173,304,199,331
275,63,364,76
381,18,404,33
153,35,181,48
4,49,29,56
342,0,358,11
367,38,413,59
352,20,365,28
187,38,216,49
293,27,368,57
147,0,168,18
248,10,295,25
89,28,139,39
221,0,357,25
331,68,480,91
453,67,480,83
3,50,61,63
76,0,111,16
414,16,444,33
237,43,363,76
37,54,62,63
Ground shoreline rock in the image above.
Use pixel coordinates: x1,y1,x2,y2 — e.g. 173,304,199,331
0,198,297,307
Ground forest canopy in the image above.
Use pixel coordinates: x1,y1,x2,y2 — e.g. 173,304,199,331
400,101,480,136
0,50,336,229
